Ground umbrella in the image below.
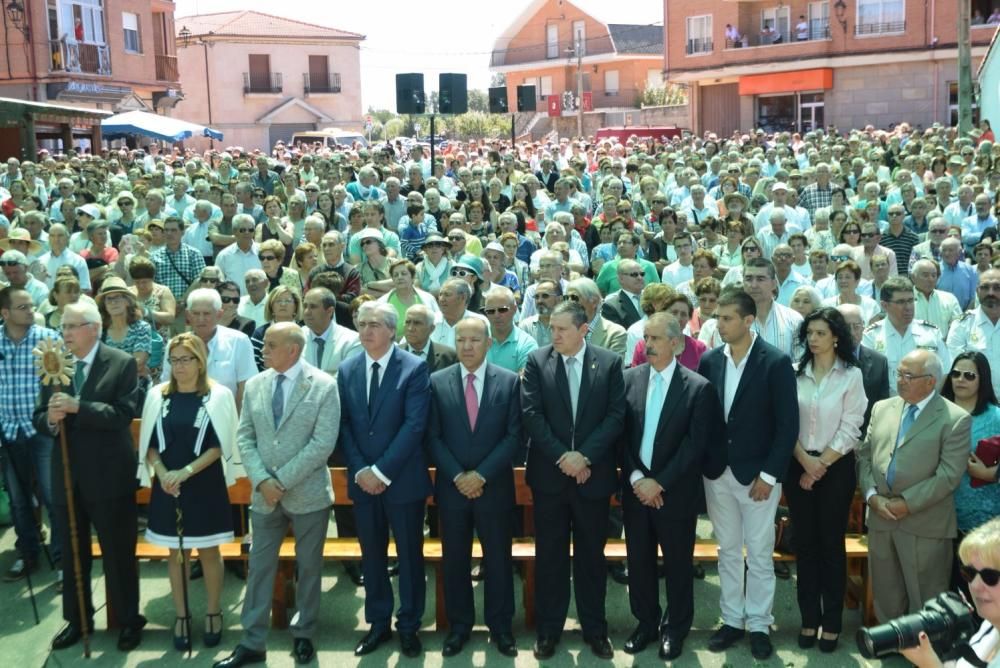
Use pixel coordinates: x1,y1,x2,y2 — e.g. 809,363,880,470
101,110,223,142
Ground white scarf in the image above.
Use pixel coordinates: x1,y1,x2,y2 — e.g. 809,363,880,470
422,257,450,290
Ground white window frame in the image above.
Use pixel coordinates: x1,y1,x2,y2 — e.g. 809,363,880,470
60,0,105,44
604,70,620,95
540,75,553,97
761,6,791,43
122,11,140,53
808,1,830,39
573,20,586,56
856,0,905,36
686,15,713,55
546,24,559,59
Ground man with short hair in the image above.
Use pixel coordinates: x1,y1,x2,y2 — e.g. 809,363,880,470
36,223,90,291
214,214,261,295
567,277,627,361
943,184,976,230
426,318,521,658
318,230,361,303
882,204,920,275
799,163,833,215
484,287,537,373
399,304,457,371
852,222,898,281
947,268,1000,397
603,259,645,329
908,217,949,271
660,234,695,288
863,277,951,395
742,258,803,356
770,244,811,307
757,210,792,260
214,323,340,668
431,278,489,348
151,217,205,333
937,237,978,310
961,193,998,256
301,287,362,378
838,303,890,434
912,259,962,336
1,250,49,306
857,350,970,621
238,270,269,327
519,279,560,347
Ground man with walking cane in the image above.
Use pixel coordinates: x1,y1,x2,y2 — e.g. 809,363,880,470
33,301,145,653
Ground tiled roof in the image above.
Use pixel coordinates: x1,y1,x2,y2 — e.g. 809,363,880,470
174,11,364,41
608,24,663,55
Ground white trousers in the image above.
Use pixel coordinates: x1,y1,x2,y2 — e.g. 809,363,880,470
704,467,781,633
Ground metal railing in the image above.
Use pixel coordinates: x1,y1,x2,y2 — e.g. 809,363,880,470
49,38,111,75
725,20,831,48
303,72,342,94
686,37,713,54
855,20,906,35
489,35,614,67
243,71,282,94
155,54,178,82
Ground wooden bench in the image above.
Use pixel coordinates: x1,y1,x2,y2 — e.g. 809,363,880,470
93,421,875,628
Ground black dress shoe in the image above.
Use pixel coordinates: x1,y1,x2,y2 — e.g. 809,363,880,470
749,631,773,660
343,562,364,587
190,559,204,580
399,631,422,657
659,635,684,660
387,561,400,577
818,633,840,653
707,624,745,652
692,562,706,579
623,626,656,654
798,629,817,649
586,635,614,659
225,560,247,581
442,632,468,657
491,632,517,657
52,624,83,650
470,562,486,581
293,637,314,664
608,562,629,585
774,560,791,579
533,635,557,659
212,644,267,668
117,615,147,652
354,628,392,656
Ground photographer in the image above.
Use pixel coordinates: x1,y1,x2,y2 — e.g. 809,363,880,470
899,516,1000,667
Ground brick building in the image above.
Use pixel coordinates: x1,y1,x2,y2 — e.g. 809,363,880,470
665,0,995,134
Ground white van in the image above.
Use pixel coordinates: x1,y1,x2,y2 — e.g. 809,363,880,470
289,128,368,150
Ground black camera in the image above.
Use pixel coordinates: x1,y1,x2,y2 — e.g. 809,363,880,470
856,591,978,659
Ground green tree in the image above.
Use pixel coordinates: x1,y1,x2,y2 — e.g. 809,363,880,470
468,89,488,113
383,118,405,140
490,72,506,87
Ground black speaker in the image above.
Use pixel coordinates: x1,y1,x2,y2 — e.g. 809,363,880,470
438,73,468,114
516,85,536,112
396,73,425,114
488,87,509,113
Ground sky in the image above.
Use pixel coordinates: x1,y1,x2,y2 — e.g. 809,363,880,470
173,0,511,111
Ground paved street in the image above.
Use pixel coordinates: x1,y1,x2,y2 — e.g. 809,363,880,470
0,518,913,667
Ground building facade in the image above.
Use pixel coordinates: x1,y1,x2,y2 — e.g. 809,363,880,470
171,11,364,152
665,0,994,135
0,0,181,150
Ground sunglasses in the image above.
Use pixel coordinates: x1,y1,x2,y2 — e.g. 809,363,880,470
888,211,904,217
235,227,255,233
450,268,473,278
258,254,277,261
831,255,850,263
448,236,465,242
562,294,582,302
620,272,643,278
960,564,1000,587
220,296,240,304
860,233,876,239
483,306,512,315
534,292,556,300
950,369,979,381
0,260,24,267
118,201,132,206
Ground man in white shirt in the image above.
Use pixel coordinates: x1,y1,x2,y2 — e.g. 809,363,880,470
743,258,803,357
755,183,804,233
661,234,695,287
214,214,261,295
430,278,489,349
182,200,216,264
758,210,793,260
35,223,91,292
238,270,269,327
912,259,962,337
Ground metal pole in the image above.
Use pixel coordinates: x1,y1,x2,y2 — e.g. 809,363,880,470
511,112,516,147
429,115,435,177
958,0,973,134
202,40,214,149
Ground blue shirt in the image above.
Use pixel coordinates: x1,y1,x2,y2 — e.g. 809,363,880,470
938,260,979,310
0,324,60,440
487,326,539,373
954,404,1000,532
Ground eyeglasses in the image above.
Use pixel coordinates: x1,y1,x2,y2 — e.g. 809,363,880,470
235,227,255,233
619,271,643,278
830,255,850,263
981,283,1000,293
895,371,932,382
888,211,904,217
844,228,861,235
960,564,1000,587
950,369,979,381
258,254,277,261
562,294,582,302
887,297,915,306
860,233,877,239
0,260,24,267
220,296,240,305
448,236,465,242
483,306,512,315
773,253,793,260
168,355,198,366
59,322,91,333
450,268,473,278
534,292,556,300
273,298,296,306
929,229,948,235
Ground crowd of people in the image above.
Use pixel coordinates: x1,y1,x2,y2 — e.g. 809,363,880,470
1,119,1000,664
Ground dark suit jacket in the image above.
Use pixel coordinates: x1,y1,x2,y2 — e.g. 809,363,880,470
33,343,139,504
858,344,890,435
522,343,625,498
697,336,799,485
621,363,722,519
601,291,643,330
427,363,521,510
400,340,457,374
337,346,431,505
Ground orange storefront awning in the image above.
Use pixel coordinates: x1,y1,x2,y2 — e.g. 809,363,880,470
738,68,833,96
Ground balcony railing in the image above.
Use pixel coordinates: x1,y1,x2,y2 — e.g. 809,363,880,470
725,20,831,48
490,35,614,67
155,54,179,82
855,20,906,35
303,72,342,94
49,38,111,75
243,72,282,94
686,37,713,55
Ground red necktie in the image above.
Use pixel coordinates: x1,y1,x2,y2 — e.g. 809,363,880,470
465,373,478,431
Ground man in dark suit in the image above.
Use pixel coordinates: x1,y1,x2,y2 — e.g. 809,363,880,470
35,302,144,652
696,288,798,661
399,303,457,373
601,259,646,330
621,313,723,661
838,303,890,434
521,301,626,660
337,301,431,658
426,318,520,658
319,230,361,303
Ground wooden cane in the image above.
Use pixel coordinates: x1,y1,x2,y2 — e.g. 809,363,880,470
57,408,90,658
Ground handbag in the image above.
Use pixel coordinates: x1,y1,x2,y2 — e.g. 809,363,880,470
774,505,795,554
972,436,1000,489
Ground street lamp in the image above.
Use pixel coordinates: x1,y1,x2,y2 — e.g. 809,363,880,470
833,0,848,34
5,0,29,38
178,25,191,47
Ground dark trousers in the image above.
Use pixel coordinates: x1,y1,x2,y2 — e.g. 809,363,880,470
532,487,610,639
354,497,425,634
0,431,62,565
784,452,856,633
328,449,357,539
439,497,514,635
55,490,140,628
623,492,696,639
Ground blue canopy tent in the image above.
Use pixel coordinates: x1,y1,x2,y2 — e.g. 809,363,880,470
101,110,223,142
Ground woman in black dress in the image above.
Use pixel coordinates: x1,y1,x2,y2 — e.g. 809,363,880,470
138,333,240,651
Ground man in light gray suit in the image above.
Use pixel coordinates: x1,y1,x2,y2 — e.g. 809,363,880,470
214,322,341,668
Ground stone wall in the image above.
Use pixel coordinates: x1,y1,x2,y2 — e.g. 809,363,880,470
546,104,692,140
826,60,955,130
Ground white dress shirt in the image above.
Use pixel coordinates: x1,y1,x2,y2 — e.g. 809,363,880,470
723,334,777,486
272,359,303,418
796,359,866,456
864,392,936,501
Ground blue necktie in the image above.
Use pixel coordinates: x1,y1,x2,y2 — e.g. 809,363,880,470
272,374,286,427
887,403,918,490
640,373,665,470
565,357,580,422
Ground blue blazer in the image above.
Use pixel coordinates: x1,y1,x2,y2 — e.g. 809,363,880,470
426,363,521,510
337,345,431,505
697,336,799,486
